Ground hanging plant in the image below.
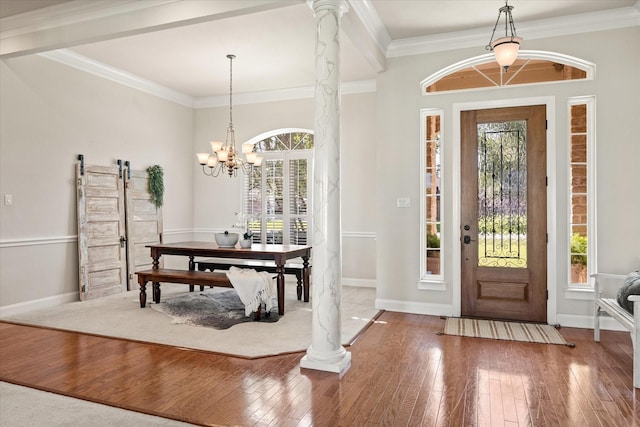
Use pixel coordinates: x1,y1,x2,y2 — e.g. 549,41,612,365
147,165,164,208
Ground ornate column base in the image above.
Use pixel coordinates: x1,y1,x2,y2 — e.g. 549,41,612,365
300,346,351,374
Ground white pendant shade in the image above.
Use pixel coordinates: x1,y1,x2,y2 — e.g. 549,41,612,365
242,142,255,154
206,156,218,168
196,152,210,165
491,36,522,70
210,141,224,152
245,152,258,164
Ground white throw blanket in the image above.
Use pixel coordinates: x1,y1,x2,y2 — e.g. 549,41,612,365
225,267,276,316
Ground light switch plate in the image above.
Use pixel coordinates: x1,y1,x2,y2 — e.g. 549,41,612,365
4,194,12,206
396,197,410,208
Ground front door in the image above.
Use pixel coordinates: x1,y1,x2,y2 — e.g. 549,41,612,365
460,105,547,322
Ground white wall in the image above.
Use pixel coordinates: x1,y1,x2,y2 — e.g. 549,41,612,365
375,27,640,324
0,55,194,306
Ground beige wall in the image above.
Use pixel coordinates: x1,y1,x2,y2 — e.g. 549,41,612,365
375,27,640,321
0,55,194,306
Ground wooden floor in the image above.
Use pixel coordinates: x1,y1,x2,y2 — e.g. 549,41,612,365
1,312,637,426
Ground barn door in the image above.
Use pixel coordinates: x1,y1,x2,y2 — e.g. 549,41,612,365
124,167,163,290
76,164,127,300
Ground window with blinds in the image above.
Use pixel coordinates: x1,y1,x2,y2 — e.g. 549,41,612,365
243,130,313,245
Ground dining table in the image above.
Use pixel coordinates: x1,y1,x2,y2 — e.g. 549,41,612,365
146,241,312,315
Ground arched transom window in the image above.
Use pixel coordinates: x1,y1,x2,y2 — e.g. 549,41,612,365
421,51,594,94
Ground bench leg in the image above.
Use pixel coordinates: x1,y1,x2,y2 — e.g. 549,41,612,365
139,281,147,308
296,272,302,301
153,282,161,304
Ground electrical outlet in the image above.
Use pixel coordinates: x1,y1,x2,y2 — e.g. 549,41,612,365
4,194,12,206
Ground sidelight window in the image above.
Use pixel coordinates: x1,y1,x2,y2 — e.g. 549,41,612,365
568,97,595,286
421,110,443,280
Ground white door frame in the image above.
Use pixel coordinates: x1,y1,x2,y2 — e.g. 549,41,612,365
451,96,557,324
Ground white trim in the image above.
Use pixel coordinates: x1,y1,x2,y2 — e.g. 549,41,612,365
0,0,176,38
564,287,595,301
417,280,446,292
0,228,189,248
37,50,376,109
375,298,452,317
388,5,640,58
451,96,557,323
195,79,376,109
38,49,195,108
0,291,78,317
556,313,626,332
420,51,595,95
342,278,376,288
342,231,376,239
0,235,77,248
347,0,391,53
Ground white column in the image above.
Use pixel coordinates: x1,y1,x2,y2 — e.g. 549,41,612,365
300,0,351,374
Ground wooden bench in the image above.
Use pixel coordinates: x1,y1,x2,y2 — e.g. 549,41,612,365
135,268,275,318
196,259,310,302
593,273,640,388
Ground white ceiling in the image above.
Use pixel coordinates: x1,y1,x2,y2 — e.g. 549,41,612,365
1,0,638,101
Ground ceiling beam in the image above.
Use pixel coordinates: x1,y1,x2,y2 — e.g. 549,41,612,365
0,0,303,58
341,0,387,73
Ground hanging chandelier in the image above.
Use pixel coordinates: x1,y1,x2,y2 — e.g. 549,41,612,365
486,1,522,72
197,54,262,177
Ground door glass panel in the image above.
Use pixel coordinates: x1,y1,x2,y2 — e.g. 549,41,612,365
477,120,527,268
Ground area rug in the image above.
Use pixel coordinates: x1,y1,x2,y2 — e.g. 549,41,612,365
1,283,378,358
441,317,575,347
151,289,279,329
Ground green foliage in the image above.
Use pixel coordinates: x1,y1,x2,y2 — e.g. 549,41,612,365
427,233,440,257
478,215,526,235
147,165,164,208
570,233,587,265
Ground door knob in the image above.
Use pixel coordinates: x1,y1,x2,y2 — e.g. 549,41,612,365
463,235,475,244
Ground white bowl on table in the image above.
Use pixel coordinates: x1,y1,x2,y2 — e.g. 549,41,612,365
215,231,239,248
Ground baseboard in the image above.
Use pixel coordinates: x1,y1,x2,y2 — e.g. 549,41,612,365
342,278,376,288
0,292,78,317
556,313,627,331
375,298,453,317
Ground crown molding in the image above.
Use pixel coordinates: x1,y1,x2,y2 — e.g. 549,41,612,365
38,49,196,108
194,79,376,109
38,48,374,108
387,4,640,58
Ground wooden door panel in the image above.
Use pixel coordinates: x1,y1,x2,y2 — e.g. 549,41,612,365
461,105,547,322
77,164,127,301
124,168,163,290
